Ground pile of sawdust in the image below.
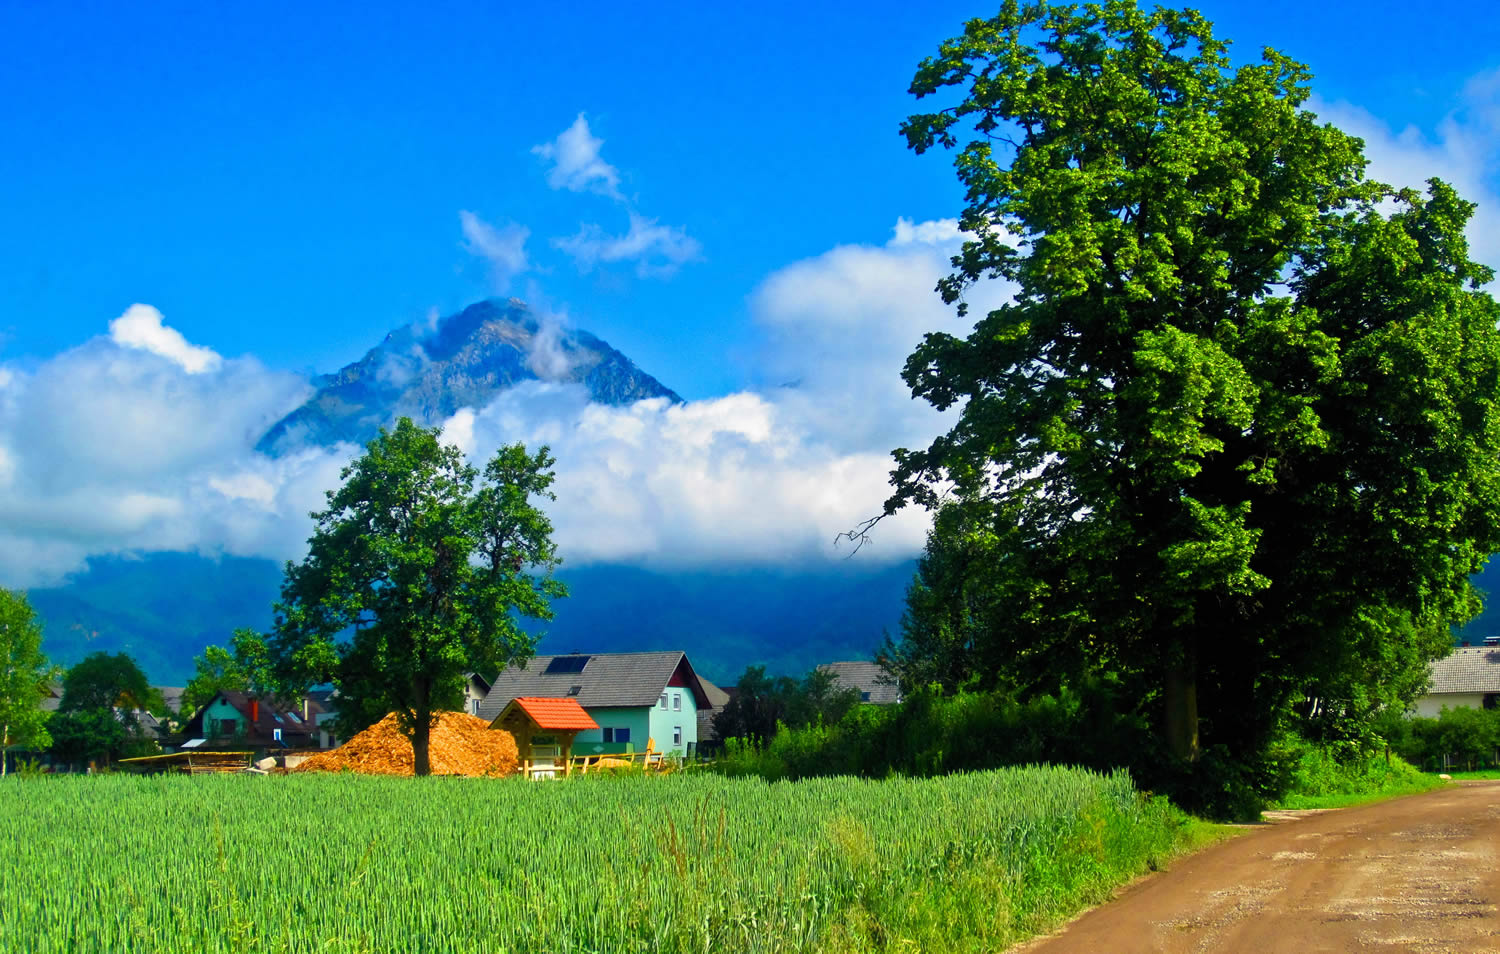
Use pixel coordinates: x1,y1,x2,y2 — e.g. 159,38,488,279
293,711,518,777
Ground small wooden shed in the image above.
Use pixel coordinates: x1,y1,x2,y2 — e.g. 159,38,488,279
491,696,599,778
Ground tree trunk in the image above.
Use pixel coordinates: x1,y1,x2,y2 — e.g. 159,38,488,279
1163,637,1200,763
2,724,8,778
412,679,432,777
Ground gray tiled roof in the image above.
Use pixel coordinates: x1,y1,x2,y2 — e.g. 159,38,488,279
1428,648,1500,694
819,661,902,704
478,652,704,722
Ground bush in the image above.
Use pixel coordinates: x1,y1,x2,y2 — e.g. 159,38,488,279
1376,705,1500,771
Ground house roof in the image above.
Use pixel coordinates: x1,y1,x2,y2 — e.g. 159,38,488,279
819,661,902,704
477,651,710,721
1428,648,1500,694
500,697,599,732
181,690,326,746
696,676,730,743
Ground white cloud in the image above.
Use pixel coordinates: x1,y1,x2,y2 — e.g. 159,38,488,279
554,212,702,277
459,210,530,289
108,304,222,374
890,217,964,246
532,113,623,200
447,385,931,568
0,219,978,585
0,313,316,585
1312,68,1500,275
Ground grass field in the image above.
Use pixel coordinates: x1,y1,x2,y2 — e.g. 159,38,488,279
0,767,1208,954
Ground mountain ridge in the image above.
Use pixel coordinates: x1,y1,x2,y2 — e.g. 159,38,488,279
256,298,680,453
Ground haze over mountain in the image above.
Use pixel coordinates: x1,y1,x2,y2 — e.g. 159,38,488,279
257,299,680,454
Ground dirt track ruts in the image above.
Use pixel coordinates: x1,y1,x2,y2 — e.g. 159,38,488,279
1021,781,1500,954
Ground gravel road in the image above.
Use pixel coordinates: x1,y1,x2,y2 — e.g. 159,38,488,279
1021,781,1500,953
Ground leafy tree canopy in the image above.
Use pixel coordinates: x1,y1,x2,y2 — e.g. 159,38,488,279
0,589,59,773
713,664,861,747
178,628,275,716
884,0,1500,811
269,417,566,775
59,651,160,718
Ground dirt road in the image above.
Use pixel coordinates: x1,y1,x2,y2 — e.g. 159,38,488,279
1023,782,1500,954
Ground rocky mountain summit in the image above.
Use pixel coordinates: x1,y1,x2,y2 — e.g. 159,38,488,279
256,298,680,453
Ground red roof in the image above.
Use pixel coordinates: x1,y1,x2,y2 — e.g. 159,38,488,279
507,697,598,731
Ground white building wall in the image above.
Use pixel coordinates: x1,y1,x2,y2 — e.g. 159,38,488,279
1413,692,1488,718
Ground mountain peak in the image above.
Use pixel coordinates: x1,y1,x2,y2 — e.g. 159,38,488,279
255,299,680,454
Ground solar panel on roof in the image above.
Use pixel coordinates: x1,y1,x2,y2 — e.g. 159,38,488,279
544,656,590,674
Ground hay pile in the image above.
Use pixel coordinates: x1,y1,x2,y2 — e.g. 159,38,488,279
294,711,519,777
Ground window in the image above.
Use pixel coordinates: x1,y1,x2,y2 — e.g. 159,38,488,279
273,728,283,743
602,727,614,743
860,691,871,702
470,698,480,716
673,726,682,747
672,693,681,711
616,727,630,744
659,693,667,709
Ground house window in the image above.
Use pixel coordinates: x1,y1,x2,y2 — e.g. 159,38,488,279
659,693,667,709
616,728,630,744
470,698,480,716
673,726,682,747
860,691,871,702
602,728,615,743
672,693,681,711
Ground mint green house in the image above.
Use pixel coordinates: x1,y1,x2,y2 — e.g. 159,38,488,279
476,652,714,757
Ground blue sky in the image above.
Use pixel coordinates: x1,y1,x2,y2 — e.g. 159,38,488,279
0,1,1497,586
4,1,1496,394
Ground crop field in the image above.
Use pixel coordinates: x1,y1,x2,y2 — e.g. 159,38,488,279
1,766,1196,953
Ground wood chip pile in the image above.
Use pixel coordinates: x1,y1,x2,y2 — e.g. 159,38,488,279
293,712,519,777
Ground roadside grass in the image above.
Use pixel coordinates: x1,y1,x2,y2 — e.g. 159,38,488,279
1270,746,1446,811
1426,769,1500,780
2,766,1222,954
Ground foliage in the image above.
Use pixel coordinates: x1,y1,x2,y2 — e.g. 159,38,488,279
1377,705,1500,771
883,0,1500,814
45,708,127,767
270,418,565,775
178,628,278,717
58,652,160,718
0,590,58,773
1269,736,1443,810
0,767,1204,953
712,664,861,747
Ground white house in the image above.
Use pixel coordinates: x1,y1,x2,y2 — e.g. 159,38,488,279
1414,645,1500,717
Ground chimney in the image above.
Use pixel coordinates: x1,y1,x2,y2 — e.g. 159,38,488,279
1462,640,1471,647
250,699,260,723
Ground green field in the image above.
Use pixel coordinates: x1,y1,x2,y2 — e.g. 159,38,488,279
0,767,1204,953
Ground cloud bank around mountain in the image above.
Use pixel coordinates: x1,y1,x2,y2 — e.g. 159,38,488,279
0,220,977,587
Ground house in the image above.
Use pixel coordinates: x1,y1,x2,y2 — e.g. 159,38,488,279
1414,646,1500,717
819,661,902,705
477,652,713,757
176,690,330,751
462,672,490,718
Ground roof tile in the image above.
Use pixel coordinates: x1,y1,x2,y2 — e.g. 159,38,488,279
508,697,599,731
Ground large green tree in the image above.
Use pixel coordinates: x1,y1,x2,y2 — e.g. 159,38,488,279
178,629,275,717
270,417,566,775
0,590,58,776
884,0,1500,806
59,652,160,720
